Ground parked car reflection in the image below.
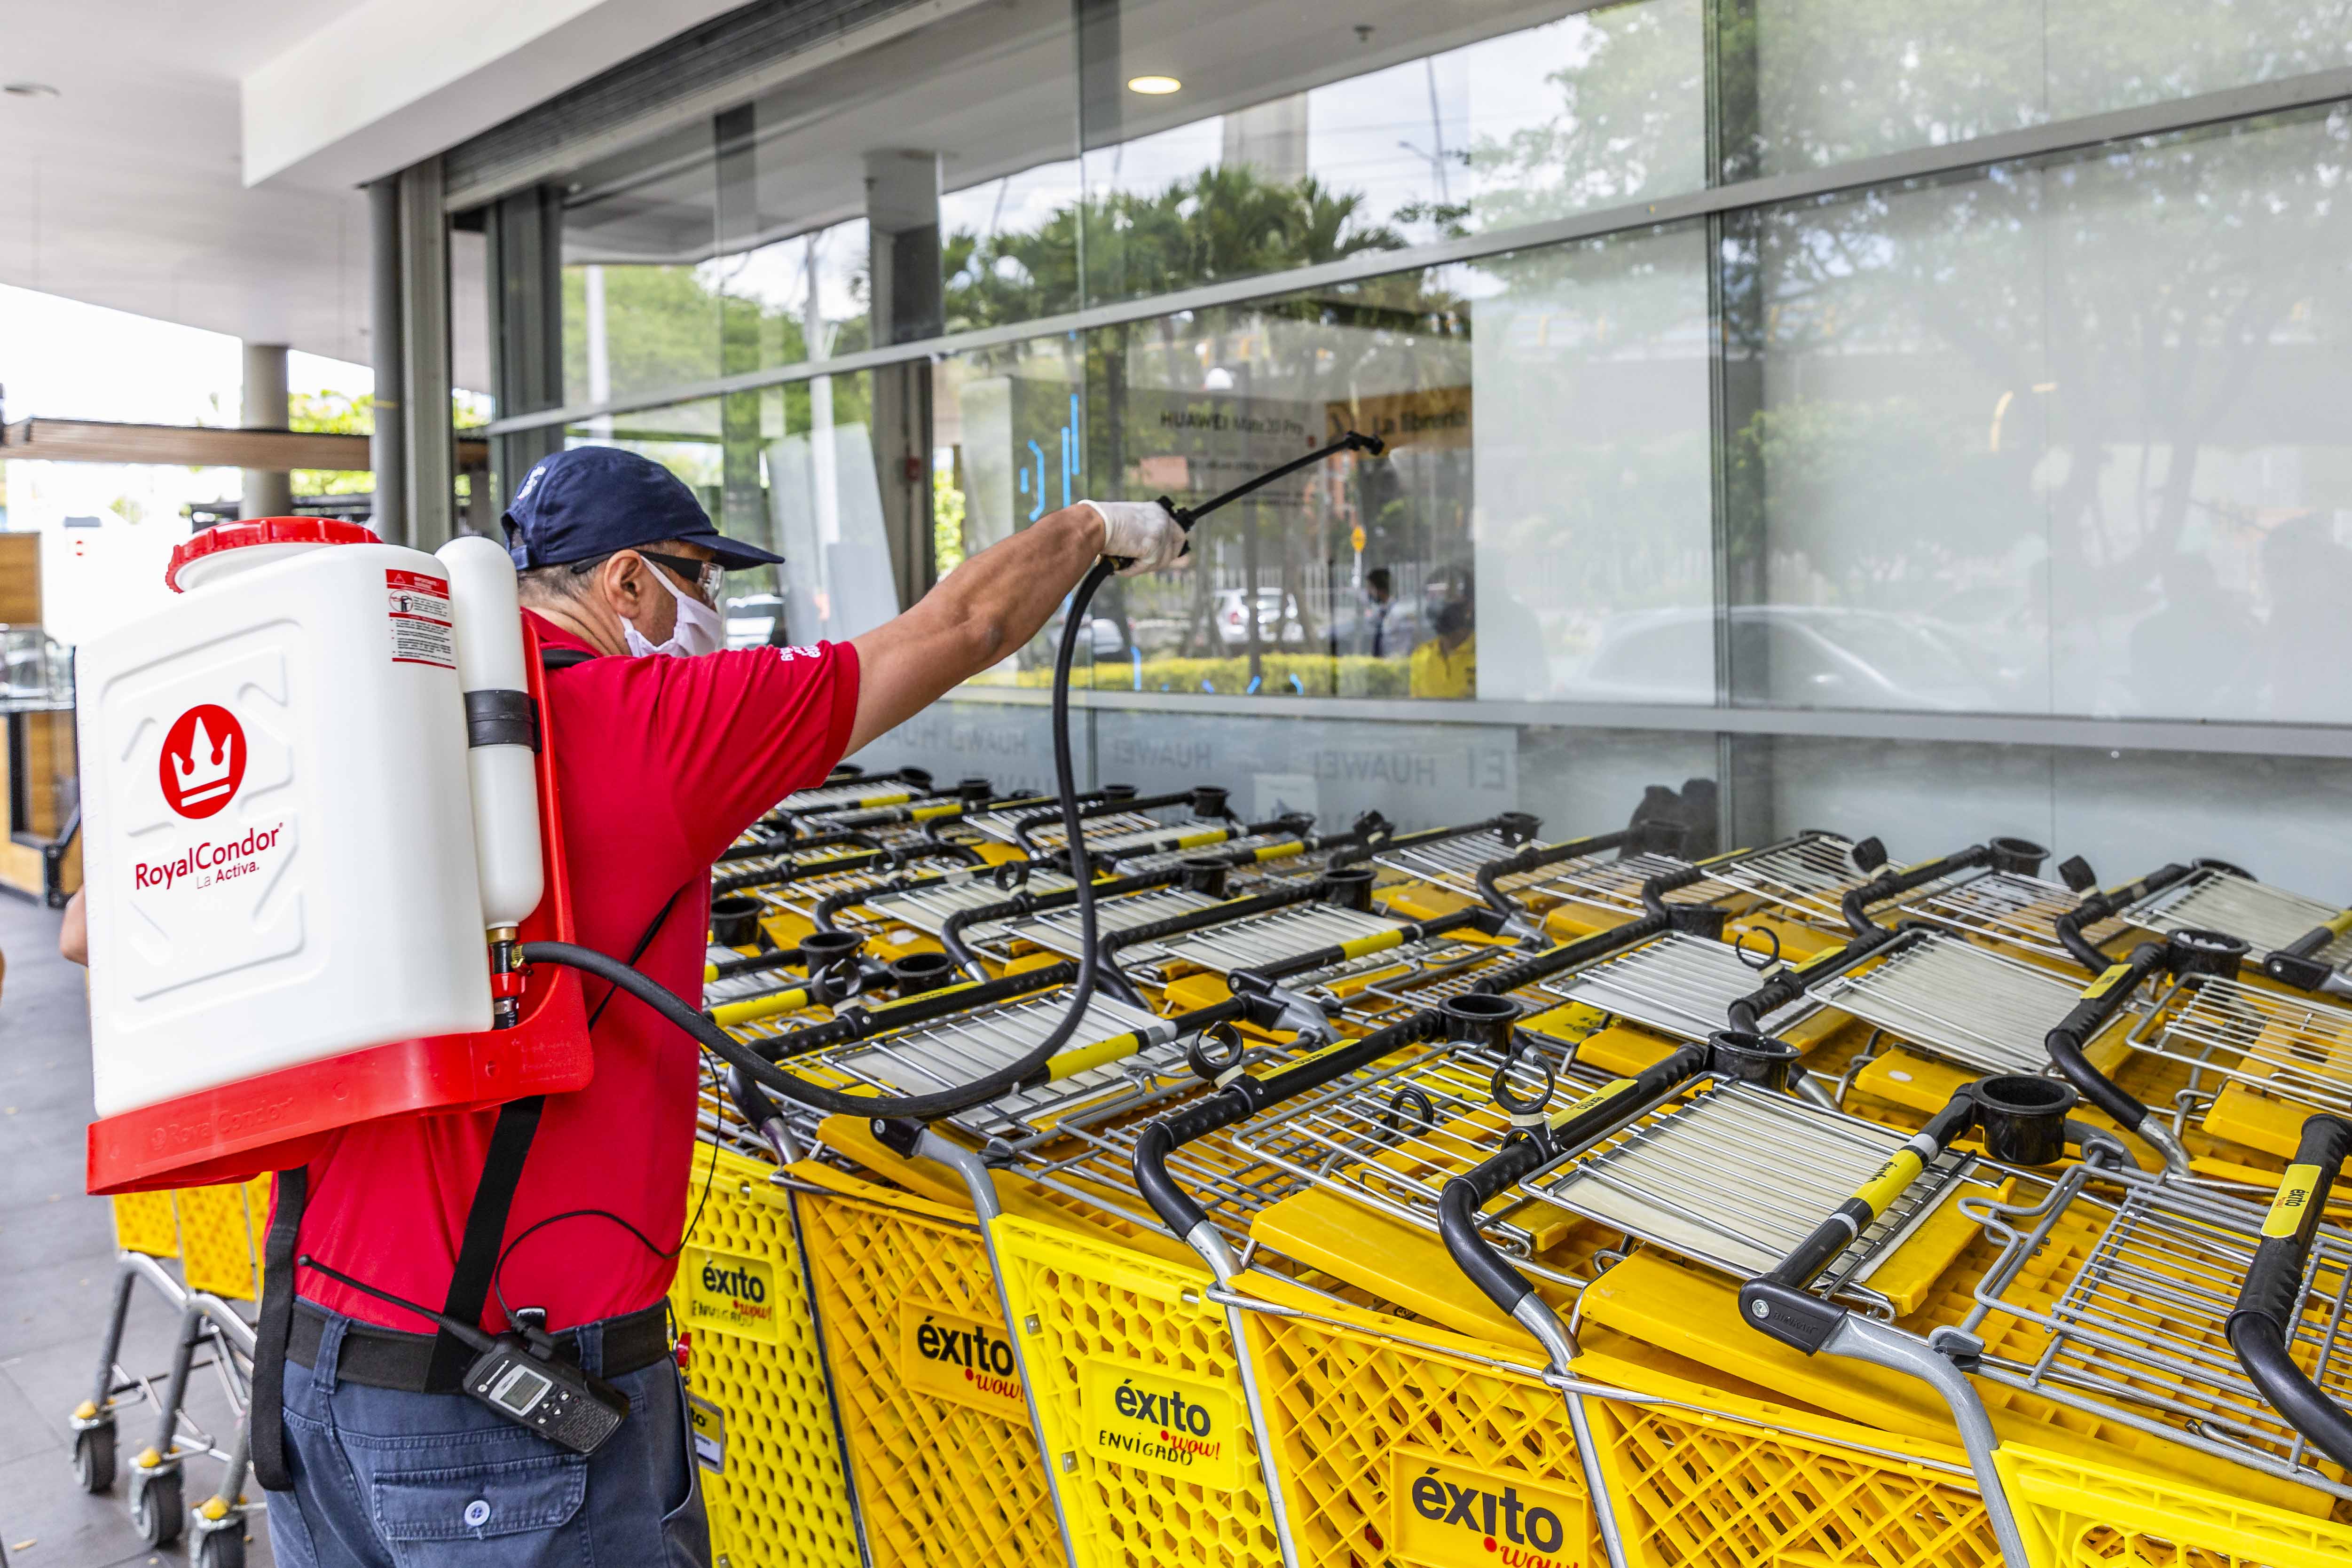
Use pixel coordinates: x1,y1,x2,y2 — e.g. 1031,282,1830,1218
1561,605,2003,710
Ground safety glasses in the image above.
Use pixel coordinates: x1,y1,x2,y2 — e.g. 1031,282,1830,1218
615,548,725,608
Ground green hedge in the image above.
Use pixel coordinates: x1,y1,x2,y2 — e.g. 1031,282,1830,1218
1005,653,1412,697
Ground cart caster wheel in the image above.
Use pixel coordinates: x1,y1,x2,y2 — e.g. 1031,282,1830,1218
132,1466,183,1547
195,1524,247,1568
71,1423,115,1494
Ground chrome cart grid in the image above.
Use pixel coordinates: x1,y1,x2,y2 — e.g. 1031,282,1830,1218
2127,870,2352,970
1701,832,1874,930
1523,1083,1977,1293
1891,869,2119,964
1804,934,2123,1079
1369,830,1583,900
1136,901,1408,977
1019,1104,1310,1247
1511,850,1707,917
1230,1037,1591,1281
862,871,1078,937
1535,930,1782,1041
1965,1167,2352,1496
984,885,1224,960
959,806,1177,851
748,863,901,921
790,989,1185,1146
2137,974,2352,1120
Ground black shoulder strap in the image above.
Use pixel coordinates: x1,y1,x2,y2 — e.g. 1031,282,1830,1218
423,874,696,1388
422,1095,547,1390
541,646,596,670
250,1166,308,1491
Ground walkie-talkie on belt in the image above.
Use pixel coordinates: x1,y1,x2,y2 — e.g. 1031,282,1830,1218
297,1256,631,1457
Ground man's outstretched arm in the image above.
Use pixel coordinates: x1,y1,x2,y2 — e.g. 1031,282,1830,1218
845,501,1179,756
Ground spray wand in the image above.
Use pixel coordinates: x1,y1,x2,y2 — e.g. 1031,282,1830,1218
519,431,1386,1120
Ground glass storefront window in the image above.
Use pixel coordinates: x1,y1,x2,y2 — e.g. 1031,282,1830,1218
546,0,1708,400
1727,106,2352,722
1076,0,1704,307
1763,734,2352,895
1738,0,2352,178
930,217,1712,706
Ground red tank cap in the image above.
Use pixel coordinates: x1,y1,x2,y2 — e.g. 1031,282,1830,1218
167,516,378,592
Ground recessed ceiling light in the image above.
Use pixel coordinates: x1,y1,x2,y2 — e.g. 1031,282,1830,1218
3,82,60,99
1126,75,1181,95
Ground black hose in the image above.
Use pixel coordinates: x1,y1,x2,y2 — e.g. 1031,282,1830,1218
511,569,1123,1121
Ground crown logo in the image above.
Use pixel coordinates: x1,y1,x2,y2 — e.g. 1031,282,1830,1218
172,716,236,806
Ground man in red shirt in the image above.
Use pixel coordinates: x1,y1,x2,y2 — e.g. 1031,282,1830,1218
258,446,1184,1566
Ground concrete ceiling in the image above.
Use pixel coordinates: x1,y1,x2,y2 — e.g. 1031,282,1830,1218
0,0,737,381
0,0,380,365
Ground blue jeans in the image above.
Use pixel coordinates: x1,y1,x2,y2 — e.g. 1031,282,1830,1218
267,1303,710,1568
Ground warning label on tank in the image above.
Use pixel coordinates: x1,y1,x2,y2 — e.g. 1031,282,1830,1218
386,568,455,668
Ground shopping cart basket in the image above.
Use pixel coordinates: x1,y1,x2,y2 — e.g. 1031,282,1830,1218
2008,922,2352,1180
1148,956,2005,1568
1436,1033,2352,1567
2061,858,2352,997
669,1137,865,1568
765,952,1333,1568
82,1179,270,1561
770,872,1500,1568
1724,1074,2352,1561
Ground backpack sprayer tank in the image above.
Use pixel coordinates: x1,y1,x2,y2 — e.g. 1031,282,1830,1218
81,519,592,1196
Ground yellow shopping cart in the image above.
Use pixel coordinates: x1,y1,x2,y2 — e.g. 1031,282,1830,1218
85,1177,271,1564
1431,1033,2352,1567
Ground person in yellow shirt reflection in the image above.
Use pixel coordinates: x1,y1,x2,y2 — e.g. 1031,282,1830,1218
1411,584,1475,698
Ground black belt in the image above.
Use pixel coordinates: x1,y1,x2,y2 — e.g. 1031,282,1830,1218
289,1300,674,1394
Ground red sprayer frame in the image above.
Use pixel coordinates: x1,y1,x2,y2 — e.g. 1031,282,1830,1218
87,618,594,1195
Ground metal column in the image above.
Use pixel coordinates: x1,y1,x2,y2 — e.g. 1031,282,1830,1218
399,156,455,550
239,343,293,519
369,177,409,547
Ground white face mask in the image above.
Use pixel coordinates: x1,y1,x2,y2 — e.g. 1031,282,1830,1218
623,558,724,658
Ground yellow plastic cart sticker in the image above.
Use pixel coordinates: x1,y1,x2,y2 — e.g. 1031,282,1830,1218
2264,1164,2323,1237
2083,961,2135,1001
681,1246,781,1342
900,1299,1027,1418
687,1392,727,1473
1390,1448,1587,1568
1078,1357,1242,1486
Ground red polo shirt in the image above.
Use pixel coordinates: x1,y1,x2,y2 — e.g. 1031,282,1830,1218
293,614,859,1333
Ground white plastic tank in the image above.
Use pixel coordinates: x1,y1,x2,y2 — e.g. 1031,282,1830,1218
437,536,544,932
78,519,493,1118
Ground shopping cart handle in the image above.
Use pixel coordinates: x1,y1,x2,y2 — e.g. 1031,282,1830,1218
2227,1112,2352,1472
1471,825,1646,923
1438,1137,1560,1318
2053,863,2190,973
2045,930,2242,1153
1738,1279,1846,1355
1466,906,1676,999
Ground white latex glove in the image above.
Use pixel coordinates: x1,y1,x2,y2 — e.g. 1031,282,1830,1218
1080,499,1188,576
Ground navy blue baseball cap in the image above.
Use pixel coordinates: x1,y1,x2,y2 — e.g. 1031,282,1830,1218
501,446,784,571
